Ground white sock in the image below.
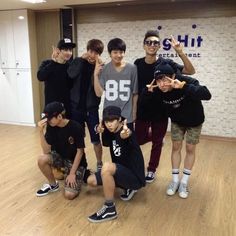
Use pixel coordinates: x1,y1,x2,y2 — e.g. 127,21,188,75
172,169,179,183
181,168,192,184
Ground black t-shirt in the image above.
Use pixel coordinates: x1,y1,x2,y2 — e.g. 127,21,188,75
102,127,145,187
45,120,87,168
37,60,72,116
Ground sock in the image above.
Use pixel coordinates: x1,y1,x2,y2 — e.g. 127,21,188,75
105,200,114,207
172,169,179,183
181,168,192,184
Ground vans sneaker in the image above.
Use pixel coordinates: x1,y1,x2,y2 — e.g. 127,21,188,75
97,161,103,172
145,171,155,183
120,189,137,201
36,181,59,197
88,204,117,223
178,182,189,199
166,181,179,196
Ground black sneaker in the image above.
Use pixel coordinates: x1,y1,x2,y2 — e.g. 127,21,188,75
120,189,137,201
36,181,59,197
88,204,117,223
97,161,103,172
145,171,155,183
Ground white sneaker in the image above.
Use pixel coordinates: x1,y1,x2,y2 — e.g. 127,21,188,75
178,182,189,199
166,181,179,196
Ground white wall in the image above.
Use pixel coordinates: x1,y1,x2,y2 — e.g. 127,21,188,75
77,16,236,138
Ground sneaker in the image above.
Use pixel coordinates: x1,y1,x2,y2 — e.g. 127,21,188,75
97,162,103,172
36,181,59,197
166,181,179,196
88,204,117,223
120,189,137,201
178,182,189,199
145,171,155,183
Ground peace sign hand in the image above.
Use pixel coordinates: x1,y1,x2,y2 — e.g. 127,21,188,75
94,56,104,77
96,121,104,134
146,79,159,92
120,119,131,139
163,74,185,89
51,45,60,62
167,35,184,55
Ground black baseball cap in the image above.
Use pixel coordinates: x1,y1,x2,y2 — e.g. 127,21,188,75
42,102,65,120
103,106,124,121
154,63,175,80
57,38,76,49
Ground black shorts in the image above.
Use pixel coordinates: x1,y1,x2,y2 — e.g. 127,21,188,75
95,163,142,190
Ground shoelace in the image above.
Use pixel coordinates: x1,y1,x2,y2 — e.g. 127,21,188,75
96,205,108,216
147,172,154,178
180,184,188,193
41,183,51,191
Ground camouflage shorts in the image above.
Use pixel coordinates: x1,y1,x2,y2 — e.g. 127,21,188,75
171,122,202,145
50,151,85,194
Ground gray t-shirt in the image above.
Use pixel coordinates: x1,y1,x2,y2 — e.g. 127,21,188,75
99,62,138,123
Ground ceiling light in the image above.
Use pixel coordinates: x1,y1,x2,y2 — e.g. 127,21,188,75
21,0,46,4
18,16,25,20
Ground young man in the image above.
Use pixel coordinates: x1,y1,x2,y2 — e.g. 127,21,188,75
135,30,195,183
68,39,104,171
143,62,211,198
94,38,138,130
36,102,88,200
37,38,76,117
87,106,145,223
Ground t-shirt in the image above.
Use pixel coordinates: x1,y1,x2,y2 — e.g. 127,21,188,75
99,62,138,123
102,127,145,187
45,120,87,168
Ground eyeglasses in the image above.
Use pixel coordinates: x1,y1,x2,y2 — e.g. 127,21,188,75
144,40,160,47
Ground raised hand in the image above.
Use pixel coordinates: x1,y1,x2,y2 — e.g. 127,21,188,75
94,56,104,77
96,121,105,134
120,119,131,139
164,74,186,89
167,35,184,55
146,79,159,92
51,45,60,62
37,118,47,132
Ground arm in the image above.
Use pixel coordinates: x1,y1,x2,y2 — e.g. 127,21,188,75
168,35,195,75
66,148,84,188
37,118,51,154
37,60,57,81
67,57,85,79
132,94,138,122
93,58,104,97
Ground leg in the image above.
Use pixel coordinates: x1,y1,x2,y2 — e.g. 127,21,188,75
135,120,151,145
38,153,56,185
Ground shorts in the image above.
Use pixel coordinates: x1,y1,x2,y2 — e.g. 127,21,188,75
50,151,85,194
95,163,142,190
71,103,100,145
171,122,202,145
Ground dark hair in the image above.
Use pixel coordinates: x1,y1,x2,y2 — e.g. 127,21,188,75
143,30,160,43
107,38,126,53
87,39,104,55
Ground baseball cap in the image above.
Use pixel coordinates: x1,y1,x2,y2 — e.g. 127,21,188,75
57,38,76,49
41,102,65,120
103,106,123,121
154,63,175,80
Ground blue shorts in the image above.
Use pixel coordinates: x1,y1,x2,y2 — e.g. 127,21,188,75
71,104,100,144
95,163,142,190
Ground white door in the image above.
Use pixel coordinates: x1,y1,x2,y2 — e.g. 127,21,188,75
0,68,18,122
12,10,31,69
0,11,15,69
15,69,34,124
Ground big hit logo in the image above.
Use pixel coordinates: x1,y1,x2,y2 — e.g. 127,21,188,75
157,24,203,59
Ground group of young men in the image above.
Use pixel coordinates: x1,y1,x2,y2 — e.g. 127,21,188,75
36,30,211,223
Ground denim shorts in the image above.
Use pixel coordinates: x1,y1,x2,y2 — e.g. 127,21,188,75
95,163,142,190
71,104,100,144
171,122,202,145
50,151,85,194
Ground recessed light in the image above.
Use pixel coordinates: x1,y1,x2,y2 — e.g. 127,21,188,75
18,16,25,20
21,0,46,4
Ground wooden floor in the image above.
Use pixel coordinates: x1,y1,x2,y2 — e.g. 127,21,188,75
0,124,235,236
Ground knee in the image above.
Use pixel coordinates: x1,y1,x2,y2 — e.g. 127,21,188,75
87,174,97,186
38,154,50,167
186,143,196,154
101,162,114,176
64,191,78,200
172,141,182,152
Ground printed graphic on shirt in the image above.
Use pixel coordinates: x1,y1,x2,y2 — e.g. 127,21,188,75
112,140,121,157
163,95,185,109
105,80,131,101
68,136,75,144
